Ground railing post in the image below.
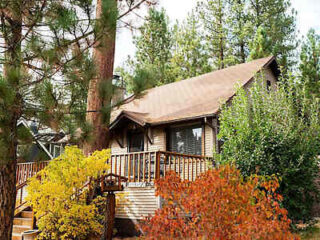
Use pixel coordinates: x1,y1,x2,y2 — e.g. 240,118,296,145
155,151,161,180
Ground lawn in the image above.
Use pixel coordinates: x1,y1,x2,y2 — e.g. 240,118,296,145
298,219,320,240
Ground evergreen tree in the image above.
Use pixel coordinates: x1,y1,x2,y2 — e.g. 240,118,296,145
227,0,250,63
197,0,233,69
134,8,174,84
84,0,157,155
249,27,273,60
118,7,173,94
0,0,107,237
171,12,212,80
299,29,320,99
247,0,297,68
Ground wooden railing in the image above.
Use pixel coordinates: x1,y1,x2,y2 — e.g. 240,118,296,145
109,151,213,182
16,161,49,186
15,161,49,213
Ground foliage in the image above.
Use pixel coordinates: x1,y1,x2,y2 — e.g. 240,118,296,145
299,28,320,99
197,0,234,69
26,146,110,240
217,76,320,221
142,165,299,240
246,0,298,68
249,27,273,60
119,7,174,94
120,0,297,92
170,12,212,81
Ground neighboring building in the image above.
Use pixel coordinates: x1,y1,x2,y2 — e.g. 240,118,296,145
17,119,65,162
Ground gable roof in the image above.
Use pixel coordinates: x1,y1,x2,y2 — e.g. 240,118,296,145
110,56,278,129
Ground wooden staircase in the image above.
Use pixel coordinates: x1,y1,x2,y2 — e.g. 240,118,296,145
12,208,33,240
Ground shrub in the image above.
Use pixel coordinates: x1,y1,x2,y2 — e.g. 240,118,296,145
218,76,320,221
26,146,110,240
141,165,299,240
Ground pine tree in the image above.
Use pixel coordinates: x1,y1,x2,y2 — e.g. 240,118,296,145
226,0,250,63
247,0,297,68
197,0,233,69
171,12,212,80
0,0,108,238
118,7,173,94
249,27,273,60
83,0,157,154
299,29,320,99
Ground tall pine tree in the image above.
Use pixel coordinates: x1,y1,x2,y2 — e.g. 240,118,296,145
171,12,212,80
197,0,233,69
0,0,109,238
299,29,320,99
247,0,297,68
118,7,174,94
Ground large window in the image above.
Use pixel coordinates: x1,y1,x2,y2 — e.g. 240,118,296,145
128,130,144,152
168,125,202,155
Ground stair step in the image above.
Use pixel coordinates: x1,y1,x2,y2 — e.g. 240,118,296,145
12,233,22,240
21,211,32,218
13,217,32,226
12,225,31,234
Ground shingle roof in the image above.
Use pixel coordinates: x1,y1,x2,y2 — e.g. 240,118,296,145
110,56,277,128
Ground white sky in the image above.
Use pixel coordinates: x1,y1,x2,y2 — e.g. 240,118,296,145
114,0,320,68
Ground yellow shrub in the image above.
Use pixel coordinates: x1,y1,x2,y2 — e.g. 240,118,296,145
26,146,110,240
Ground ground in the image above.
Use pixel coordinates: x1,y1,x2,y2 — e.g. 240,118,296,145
298,218,320,239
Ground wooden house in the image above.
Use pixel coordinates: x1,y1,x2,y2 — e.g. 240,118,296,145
14,56,279,238
107,56,279,234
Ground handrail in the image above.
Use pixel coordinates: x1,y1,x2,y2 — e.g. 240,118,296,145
110,151,213,182
15,161,50,216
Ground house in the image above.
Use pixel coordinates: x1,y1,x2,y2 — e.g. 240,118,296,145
17,119,65,162
107,56,279,234
110,56,278,157
14,56,280,237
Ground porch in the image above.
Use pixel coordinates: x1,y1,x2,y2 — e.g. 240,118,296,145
15,151,213,223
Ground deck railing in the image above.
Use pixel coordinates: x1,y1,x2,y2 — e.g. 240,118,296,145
15,161,49,213
109,151,213,182
15,152,213,186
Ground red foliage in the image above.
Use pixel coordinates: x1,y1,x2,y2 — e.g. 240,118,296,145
141,165,300,240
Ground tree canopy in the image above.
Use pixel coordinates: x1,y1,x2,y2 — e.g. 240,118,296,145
217,76,320,221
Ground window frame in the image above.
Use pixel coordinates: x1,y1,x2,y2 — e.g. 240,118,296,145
127,129,145,153
167,123,203,155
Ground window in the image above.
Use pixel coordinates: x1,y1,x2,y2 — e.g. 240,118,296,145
128,131,144,152
266,80,272,91
168,125,202,155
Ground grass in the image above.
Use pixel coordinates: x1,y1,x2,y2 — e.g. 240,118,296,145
297,218,320,240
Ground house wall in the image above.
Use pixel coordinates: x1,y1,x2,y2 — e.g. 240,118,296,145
244,66,277,91
115,186,159,220
110,122,215,157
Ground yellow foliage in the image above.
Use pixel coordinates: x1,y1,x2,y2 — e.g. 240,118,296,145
26,146,110,240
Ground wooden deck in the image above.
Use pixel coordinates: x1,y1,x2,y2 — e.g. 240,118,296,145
109,151,212,182
15,152,213,219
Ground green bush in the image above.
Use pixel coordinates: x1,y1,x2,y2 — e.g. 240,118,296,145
217,74,320,221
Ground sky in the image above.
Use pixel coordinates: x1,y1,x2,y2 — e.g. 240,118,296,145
114,0,320,68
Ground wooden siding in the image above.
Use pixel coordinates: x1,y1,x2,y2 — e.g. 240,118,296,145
204,123,214,157
147,127,166,151
116,187,159,219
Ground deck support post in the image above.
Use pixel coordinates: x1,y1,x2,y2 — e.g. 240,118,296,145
155,151,161,179
101,192,116,240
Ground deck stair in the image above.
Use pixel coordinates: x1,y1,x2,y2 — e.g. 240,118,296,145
12,208,33,240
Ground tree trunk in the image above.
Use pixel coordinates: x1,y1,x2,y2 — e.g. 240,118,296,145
84,0,117,155
0,3,22,238
0,148,17,240
101,193,116,240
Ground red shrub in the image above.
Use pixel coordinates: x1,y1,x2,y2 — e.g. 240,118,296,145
141,165,299,240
